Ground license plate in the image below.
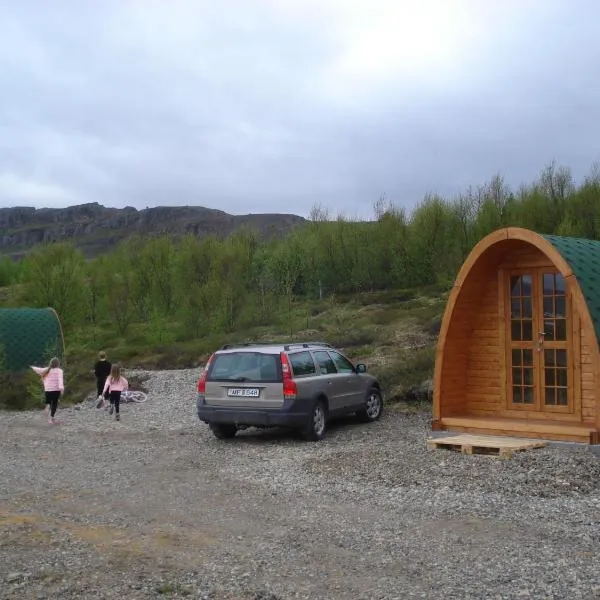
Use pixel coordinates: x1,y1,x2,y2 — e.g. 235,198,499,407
227,388,260,397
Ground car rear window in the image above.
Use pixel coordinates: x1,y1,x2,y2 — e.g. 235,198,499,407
208,352,281,382
289,351,316,376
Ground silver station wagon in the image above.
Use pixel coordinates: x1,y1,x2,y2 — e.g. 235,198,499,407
196,342,383,441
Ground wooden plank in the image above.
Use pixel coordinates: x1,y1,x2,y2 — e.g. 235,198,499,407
439,425,592,443
466,393,503,401
427,434,546,459
466,401,504,411
441,416,598,437
573,309,582,419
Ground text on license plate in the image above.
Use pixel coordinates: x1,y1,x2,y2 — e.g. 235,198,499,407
227,388,260,397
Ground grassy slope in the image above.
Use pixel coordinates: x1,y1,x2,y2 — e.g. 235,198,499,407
3,285,448,408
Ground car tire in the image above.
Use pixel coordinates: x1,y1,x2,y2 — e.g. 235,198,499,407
357,388,383,422
301,400,327,441
209,423,238,439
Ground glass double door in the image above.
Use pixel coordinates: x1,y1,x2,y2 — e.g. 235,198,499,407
508,270,571,413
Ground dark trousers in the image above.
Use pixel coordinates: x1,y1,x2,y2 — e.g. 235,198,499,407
109,390,122,414
45,391,61,417
96,377,109,398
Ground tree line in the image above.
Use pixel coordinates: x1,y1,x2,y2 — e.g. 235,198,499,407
3,161,600,338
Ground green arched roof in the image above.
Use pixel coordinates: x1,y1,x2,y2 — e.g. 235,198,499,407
0,308,64,371
542,234,600,343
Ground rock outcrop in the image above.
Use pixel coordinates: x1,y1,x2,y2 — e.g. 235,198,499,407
0,203,306,258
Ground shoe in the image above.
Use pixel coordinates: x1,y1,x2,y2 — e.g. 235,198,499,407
109,405,114,416
115,414,120,422
96,395,104,409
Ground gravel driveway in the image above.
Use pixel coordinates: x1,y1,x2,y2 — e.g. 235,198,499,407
1,368,600,600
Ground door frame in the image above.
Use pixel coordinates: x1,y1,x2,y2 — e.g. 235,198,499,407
502,267,575,415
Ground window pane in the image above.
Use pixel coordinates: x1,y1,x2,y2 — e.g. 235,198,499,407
510,276,521,297
544,349,556,367
545,368,555,387
555,296,566,317
544,319,555,340
545,388,556,405
511,299,521,318
556,349,567,367
523,368,533,385
511,320,521,341
513,387,523,403
543,273,554,295
521,275,532,296
512,349,522,366
557,388,568,406
289,350,316,376
543,297,554,317
522,320,533,341
329,351,354,373
313,351,337,375
555,319,567,341
523,387,534,404
523,350,533,366
512,368,522,384
208,352,279,382
555,274,565,295
522,298,532,318
556,369,567,387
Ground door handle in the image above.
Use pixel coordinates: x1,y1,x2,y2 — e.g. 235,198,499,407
536,332,545,352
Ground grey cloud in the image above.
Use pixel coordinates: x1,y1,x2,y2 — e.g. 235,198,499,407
1,1,600,217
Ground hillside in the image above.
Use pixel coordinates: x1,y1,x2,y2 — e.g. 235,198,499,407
0,203,306,258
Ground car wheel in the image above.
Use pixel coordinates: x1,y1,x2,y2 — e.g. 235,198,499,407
209,423,238,439
357,388,383,422
302,400,327,441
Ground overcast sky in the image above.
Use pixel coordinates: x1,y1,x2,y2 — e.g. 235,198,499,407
1,0,599,218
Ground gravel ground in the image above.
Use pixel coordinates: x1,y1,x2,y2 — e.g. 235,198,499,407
1,367,600,600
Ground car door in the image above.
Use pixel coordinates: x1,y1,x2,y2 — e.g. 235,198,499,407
328,350,365,409
312,350,345,412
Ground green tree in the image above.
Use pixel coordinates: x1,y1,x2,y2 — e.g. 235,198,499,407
20,243,87,326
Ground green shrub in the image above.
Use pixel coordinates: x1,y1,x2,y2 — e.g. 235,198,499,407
371,345,436,403
0,369,45,411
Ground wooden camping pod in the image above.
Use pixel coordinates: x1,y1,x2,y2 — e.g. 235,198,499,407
433,227,600,444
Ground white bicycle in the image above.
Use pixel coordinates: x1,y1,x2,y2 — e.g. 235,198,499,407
121,390,148,403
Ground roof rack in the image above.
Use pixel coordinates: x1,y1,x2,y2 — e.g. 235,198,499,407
282,341,333,351
218,341,280,350
219,341,333,351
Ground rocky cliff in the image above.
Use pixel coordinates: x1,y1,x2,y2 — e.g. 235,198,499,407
0,203,306,258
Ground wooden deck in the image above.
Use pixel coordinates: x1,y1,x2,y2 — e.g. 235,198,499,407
438,415,599,444
427,434,547,459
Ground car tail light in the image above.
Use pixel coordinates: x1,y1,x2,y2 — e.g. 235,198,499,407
280,352,297,400
197,353,214,394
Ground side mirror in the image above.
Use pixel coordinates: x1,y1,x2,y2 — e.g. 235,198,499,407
356,363,367,373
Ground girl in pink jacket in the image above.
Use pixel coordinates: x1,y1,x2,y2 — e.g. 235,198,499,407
31,357,64,424
103,364,128,422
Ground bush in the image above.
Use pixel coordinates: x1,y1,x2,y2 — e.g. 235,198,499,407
371,345,436,403
0,369,44,411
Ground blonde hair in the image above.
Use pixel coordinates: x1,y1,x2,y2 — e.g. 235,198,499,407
109,363,122,383
98,351,107,360
42,357,60,378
